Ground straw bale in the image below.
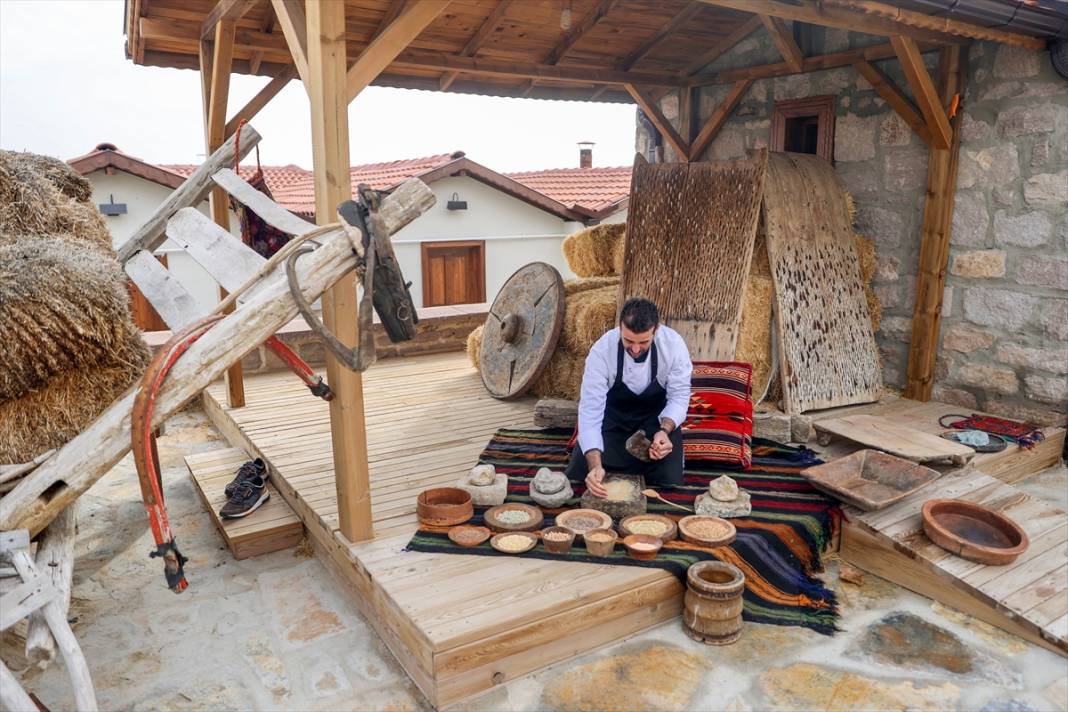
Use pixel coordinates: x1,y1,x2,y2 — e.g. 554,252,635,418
563,276,619,296
466,323,484,369
562,223,625,277
612,230,626,275
561,285,618,354
844,190,856,227
736,275,775,400
531,349,584,400
852,233,881,332
0,150,112,254
750,230,771,277
0,237,145,401
0,344,147,463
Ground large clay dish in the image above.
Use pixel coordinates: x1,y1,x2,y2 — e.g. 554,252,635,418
484,503,544,532
801,449,941,511
922,499,1029,566
555,509,613,538
678,515,736,548
417,487,473,527
619,514,677,543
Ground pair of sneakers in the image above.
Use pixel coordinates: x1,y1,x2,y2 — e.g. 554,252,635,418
219,458,270,519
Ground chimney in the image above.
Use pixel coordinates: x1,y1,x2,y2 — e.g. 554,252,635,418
578,141,594,168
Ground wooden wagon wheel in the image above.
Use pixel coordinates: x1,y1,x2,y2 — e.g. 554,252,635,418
479,262,565,399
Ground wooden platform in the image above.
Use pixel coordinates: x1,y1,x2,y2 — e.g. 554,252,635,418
841,467,1068,657
185,447,303,559
200,352,1066,707
202,353,681,709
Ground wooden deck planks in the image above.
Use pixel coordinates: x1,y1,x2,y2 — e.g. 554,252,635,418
841,466,1068,657
202,353,680,707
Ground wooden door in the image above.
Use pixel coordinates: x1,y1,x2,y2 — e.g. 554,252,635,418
421,241,486,307
127,253,170,332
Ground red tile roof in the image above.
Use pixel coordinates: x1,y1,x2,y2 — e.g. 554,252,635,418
163,162,311,193
505,166,631,214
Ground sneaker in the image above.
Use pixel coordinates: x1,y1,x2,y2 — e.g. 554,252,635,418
219,476,270,519
224,458,267,497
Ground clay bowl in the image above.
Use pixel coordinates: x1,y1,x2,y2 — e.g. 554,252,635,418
540,526,576,554
583,528,618,557
484,503,544,532
922,499,1029,565
448,525,491,548
622,534,663,561
417,487,473,527
619,514,678,543
678,515,737,548
490,531,538,555
556,509,613,539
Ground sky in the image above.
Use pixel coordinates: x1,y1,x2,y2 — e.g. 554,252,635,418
0,0,639,172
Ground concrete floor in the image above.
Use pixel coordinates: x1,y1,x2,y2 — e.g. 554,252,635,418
9,408,1068,712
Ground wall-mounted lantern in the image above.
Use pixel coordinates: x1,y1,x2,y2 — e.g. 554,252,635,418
446,192,467,211
98,193,127,216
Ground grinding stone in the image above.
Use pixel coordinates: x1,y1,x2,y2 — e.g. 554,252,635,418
530,478,575,508
695,490,751,518
580,474,646,519
455,473,508,506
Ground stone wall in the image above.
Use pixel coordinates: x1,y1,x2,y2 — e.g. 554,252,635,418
637,29,1067,425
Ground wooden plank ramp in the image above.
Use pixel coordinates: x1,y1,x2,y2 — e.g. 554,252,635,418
184,448,303,560
202,353,681,709
840,466,1068,657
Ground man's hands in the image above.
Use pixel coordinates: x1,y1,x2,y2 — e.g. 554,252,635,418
584,449,608,497
649,429,673,460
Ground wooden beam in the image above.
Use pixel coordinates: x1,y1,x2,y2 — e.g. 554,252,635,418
625,84,689,161
689,78,752,160
201,0,258,39
891,35,952,150
621,2,703,71
690,37,943,86
306,0,372,542
140,16,289,55
853,59,931,146
822,0,1046,49
249,2,275,74
906,45,968,401
682,15,762,75
270,0,309,84
347,1,452,103
224,63,298,137
393,50,685,87
520,0,621,96
204,19,245,409
759,14,803,72
697,0,966,45
439,0,515,90
373,0,408,39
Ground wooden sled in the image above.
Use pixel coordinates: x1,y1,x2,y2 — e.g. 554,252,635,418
0,123,435,541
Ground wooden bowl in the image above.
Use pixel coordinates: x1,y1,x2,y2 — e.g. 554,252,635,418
555,509,613,538
678,515,737,548
619,514,677,543
490,531,538,555
448,525,491,548
583,528,618,557
484,503,544,532
540,526,576,554
622,534,663,561
922,499,1029,565
417,487,473,527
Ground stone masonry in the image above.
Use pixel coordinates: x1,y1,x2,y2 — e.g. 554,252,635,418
637,30,1067,425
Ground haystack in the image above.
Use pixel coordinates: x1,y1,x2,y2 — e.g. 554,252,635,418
563,275,620,296
530,349,584,400
466,324,484,370
562,223,625,277
736,275,775,399
0,150,111,254
561,284,618,354
0,238,145,401
0,333,149,463
853,233,881,332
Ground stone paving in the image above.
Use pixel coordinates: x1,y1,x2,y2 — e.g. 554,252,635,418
10,408,1068,711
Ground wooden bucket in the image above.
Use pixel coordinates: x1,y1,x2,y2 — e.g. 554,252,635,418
683,561,745,645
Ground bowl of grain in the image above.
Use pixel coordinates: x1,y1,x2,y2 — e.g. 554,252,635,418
484,503,544,532
417,487,473,527
678,515,737,548
490,531,538,555
448,524,492,548
555,509,613,538
622,534,663,561
583,528,618,557
619,514,677,543
541,526,576,554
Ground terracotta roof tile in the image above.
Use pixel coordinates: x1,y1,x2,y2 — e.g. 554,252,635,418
505,166,631,213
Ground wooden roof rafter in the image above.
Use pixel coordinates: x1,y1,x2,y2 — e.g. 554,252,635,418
438,0,516,91
201,0,260,40
520,0,623,96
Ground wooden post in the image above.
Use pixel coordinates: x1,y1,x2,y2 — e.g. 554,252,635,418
305,0,373,542
202,20,245,408
905,45,968,401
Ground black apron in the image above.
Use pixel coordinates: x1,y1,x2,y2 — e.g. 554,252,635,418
566,341,684,485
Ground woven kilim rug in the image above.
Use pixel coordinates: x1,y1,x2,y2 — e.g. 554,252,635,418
406,428,841,635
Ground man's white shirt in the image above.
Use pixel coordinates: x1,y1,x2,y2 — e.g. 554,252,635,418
577,325,693,455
